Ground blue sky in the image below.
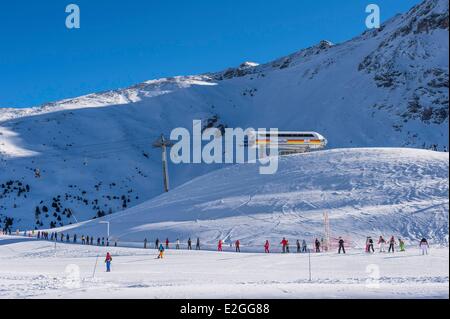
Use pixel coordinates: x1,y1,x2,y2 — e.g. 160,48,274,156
0,0,420,108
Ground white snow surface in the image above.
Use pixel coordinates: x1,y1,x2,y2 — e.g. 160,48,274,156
53,148,449,248
0,236,448,299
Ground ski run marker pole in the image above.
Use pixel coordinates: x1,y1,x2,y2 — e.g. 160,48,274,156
308,248,312,282
92,254,99,278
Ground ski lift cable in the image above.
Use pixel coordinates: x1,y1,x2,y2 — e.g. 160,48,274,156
77,143,154,160
33,136,156,157
29,143,153,165
1,134,161,162
2,146,147,171
53,136,156,151
1,138,159,165
2,143,144,165
65,140,154,158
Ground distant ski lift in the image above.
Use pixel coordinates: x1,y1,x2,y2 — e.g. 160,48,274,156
153,134,174,193
246,131,328,155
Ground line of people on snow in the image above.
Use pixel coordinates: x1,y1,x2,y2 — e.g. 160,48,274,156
100,236,430,273
365,236,401,253
144,237,202,250
365,236,430,255
17,230,117,247
8,230,431,256
144,237,346,254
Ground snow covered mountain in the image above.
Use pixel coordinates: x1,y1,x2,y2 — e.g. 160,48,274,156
0,0,448,230
54,148,449,248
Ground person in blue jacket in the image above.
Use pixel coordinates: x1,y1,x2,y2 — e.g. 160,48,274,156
157,243,165,259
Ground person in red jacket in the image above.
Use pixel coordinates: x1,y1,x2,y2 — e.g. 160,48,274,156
264,240,270,253
218,239,223,251
105,252,112,272
165,238,169,249
280,237,288,253
235,240,241,252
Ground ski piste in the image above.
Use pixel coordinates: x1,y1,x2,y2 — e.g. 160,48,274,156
0,234,448,298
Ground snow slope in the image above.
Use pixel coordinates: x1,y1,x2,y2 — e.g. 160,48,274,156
0,236,448,299
53,148,449,248
0,0,448,230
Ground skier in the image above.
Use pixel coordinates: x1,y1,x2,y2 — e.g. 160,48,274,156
302,240,308,253
218,239,223,251
81,235,85,245
187,238,192,250
296,240,301,253
66,234,69,242
196,237,201,250
378,236,386,252
399,238,406,252
235,240,240,252
419,238,429,255
102,237,105,246
165,238,169,249
367,237,374,253
176,238,180,249
60,233,64,242
73,234,77,243
97,237,101,246
285,239,290,253
90,237,94,245
157,244,165,259
264,240,270,253
105,252,112,272
86,235,90,245
144,238,147,249
280,237,288,253
155,238,159,249
388,236,396,253
314,238,321,253
338,237,345,254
